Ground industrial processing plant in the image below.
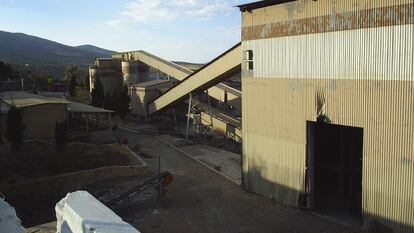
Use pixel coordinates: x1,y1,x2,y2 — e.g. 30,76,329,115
1,0,413,233
87,1,414,232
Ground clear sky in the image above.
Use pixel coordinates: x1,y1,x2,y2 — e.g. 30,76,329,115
0,0,255,63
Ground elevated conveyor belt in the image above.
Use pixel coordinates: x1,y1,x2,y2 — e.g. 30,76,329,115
113,46,241,109
148,43,241,115
190,99,242,143
113,50,193,80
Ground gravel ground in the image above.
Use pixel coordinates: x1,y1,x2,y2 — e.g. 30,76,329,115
105,129,363,233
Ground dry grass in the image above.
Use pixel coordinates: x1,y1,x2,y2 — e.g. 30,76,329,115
0,141,139,186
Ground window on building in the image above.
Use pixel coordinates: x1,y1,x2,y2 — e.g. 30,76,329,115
243,50,253,70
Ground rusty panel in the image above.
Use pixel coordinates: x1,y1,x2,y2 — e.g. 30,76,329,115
241,0,414,28
242,0,414,232
242,3,414,40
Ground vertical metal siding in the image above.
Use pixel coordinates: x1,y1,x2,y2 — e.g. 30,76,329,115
241,0,414,232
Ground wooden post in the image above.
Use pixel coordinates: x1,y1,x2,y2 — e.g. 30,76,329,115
96,113,99,127
85,113,89,132
108,113,112,130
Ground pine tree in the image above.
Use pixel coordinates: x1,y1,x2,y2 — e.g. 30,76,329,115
65,64,81,96
55,120,68,151
6,105,26,152
69,75,77,97
90,78,104,108
104,92,112,110
110,90,118,112
117,84,130,120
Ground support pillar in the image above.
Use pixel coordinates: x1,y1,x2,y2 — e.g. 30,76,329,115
108,113,112,130
185,93,192,143
85,113,89,132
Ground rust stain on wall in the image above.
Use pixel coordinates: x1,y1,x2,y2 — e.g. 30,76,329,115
242,3,414,40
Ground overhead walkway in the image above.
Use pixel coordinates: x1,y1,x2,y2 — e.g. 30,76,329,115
113,46,241,110
114,43,242,142
113,50,192,80
147,43,241,115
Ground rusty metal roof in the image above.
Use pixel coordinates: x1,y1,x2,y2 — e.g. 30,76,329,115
0,91,69,108
237,0,296,11
67,101,113,113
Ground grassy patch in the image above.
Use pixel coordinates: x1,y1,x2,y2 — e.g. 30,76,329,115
0,141,140,186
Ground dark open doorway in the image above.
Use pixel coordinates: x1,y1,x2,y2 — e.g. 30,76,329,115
306,121,363,227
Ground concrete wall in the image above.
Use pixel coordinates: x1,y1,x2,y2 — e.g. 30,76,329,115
241,0,414,232
89,67,123,96
122,61,139,85
131,81,173,116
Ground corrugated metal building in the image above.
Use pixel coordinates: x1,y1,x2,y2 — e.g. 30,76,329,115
239,0,413,232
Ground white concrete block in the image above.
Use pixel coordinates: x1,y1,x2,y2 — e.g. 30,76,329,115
0,198,26,233
56,191,140,233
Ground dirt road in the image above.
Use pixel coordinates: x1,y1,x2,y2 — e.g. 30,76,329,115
112,130,361,233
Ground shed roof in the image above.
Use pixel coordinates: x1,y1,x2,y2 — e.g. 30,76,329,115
237,0,296,11
0,91,70,108
132,79,171,88
67,102,114,113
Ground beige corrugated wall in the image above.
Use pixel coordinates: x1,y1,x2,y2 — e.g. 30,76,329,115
241,0,414,232
23,104,67,139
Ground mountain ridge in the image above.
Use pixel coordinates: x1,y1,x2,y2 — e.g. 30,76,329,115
0,30,203,78
0,30,114,79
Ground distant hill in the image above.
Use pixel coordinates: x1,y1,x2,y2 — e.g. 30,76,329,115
75,45,115,57
0,30,116,79
0,30,204,79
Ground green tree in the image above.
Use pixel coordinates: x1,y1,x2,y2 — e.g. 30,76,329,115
64,64,81,82
117,84,130,120
0,61,17,81
65,65,80,96
47,75,56,91
84,75,90,90
69,75,77,97
6,105,26,152
110,90,118,112
90,78,104,107
55,120,68,151
104,92,112,110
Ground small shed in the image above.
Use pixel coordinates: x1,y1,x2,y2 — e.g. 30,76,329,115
67,102,113,133
131,79,173,116
0,91,69,139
